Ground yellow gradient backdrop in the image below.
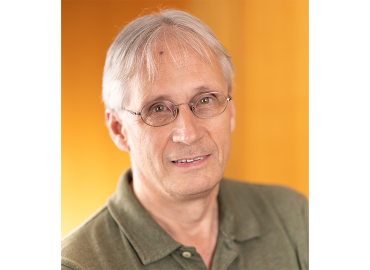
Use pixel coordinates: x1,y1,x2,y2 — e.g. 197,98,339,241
62,0,308,238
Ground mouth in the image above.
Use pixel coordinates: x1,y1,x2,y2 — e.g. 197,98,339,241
172,155,209,164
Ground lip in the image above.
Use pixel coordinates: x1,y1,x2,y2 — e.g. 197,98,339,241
171,154,210,167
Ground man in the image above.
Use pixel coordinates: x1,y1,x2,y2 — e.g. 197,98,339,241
62,9,308,270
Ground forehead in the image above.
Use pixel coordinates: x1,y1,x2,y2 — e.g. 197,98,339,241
136,42,226,105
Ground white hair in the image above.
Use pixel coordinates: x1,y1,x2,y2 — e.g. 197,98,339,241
102,9,235,111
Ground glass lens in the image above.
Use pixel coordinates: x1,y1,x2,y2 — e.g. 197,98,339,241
141,101,175,126
192,92,227,118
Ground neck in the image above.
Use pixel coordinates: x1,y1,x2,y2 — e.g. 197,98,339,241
131,176,220,269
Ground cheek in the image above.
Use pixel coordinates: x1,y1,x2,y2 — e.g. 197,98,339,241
210,115,232,157
138,129,168,164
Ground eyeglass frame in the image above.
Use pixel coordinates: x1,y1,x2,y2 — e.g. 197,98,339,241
121,91,233,127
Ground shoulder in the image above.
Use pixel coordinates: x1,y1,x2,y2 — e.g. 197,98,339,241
222,178,307,209
221,178,308,229
61,205,121,269
221,178,308,266
62,205,111,250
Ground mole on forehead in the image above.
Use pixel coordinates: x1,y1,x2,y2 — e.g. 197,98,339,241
157,48,194,63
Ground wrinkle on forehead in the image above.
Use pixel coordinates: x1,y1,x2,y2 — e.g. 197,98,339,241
130,32,225,109
138,46,219,98
139,31,218,79
123,26,231,110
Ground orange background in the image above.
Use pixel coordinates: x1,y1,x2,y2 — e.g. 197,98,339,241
62,0,308,238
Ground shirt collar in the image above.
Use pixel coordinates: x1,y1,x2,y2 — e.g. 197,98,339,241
107,169,181,265
107,169,261,265
218,179,261,241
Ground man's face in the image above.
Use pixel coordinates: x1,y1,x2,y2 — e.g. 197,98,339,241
120,45,235,199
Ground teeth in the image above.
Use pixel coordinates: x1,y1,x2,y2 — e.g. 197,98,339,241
174,156,205,163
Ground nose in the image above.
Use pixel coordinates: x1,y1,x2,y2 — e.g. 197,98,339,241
171,104,204,145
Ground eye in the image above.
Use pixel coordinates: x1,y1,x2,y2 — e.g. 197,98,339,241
152,104,168,113
199,96,213,105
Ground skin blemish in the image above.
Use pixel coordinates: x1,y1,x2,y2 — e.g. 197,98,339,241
159,51,164,55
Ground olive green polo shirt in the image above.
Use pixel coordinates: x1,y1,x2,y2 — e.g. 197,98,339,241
62,169,308,270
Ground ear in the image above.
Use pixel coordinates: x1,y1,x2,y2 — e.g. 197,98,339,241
105,108,131,152
230,99,236,133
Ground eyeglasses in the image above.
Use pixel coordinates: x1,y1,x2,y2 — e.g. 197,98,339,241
122,92,232,127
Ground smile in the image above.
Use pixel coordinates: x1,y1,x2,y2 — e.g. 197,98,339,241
172,156,207,163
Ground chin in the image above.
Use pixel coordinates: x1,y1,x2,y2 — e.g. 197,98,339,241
164,174,221,198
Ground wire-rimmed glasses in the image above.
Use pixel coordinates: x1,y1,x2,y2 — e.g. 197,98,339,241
122,92,232,127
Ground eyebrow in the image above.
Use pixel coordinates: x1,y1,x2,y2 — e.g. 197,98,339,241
142,85,218,105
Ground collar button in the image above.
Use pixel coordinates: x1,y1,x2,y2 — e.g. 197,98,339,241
182,251,192,258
